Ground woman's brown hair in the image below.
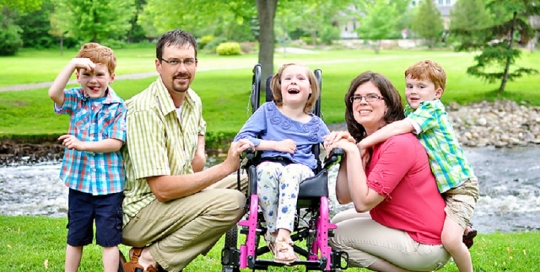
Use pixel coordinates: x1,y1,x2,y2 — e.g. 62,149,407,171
344,71,405,142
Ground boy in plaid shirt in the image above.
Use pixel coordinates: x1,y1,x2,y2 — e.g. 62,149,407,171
48,43,127,272
358,60,479,272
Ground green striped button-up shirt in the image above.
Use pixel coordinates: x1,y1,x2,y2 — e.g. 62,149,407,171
122,77,206,226
405,99,474,193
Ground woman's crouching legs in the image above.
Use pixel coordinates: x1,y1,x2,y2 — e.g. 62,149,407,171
329,210,450,271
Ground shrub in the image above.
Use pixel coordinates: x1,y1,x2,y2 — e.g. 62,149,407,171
0,25,23,56
199,35,215,49
202,36,227,54
300,36,321,46
216,42,242,56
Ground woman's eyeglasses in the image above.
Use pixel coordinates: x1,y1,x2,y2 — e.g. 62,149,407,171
350,94,384,103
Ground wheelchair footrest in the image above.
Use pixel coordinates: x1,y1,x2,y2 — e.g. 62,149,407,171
249,258,329,271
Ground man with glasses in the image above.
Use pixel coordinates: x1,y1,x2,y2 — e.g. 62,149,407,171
121,29,253,272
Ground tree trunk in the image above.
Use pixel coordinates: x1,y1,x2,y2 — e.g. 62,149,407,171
374,40,380,54
499,11,517,93
60,36,64,56
256,0,277,93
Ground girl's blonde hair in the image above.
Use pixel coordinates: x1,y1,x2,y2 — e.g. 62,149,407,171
269,63,319,114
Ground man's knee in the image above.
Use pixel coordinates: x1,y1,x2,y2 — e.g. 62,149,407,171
215,189,245,219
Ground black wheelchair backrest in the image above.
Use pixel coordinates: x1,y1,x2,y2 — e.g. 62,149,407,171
250,64,323,118
249,64,324,172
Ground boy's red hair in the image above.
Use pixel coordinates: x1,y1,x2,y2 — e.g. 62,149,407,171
76,43,117,75
405,60,446,92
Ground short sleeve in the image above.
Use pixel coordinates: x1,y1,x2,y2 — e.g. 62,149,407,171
55,87,83,116
126,110,171,179
406,100,444,133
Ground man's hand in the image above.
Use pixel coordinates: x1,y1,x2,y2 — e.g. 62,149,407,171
223,139,254,171
273,139,296,154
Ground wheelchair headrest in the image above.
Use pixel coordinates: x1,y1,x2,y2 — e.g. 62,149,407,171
266,75,273,102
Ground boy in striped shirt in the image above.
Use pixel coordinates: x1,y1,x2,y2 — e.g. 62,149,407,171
48,43,127,272
358,60,479,272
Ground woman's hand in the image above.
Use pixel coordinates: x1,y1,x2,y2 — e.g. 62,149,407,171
324,131,355,154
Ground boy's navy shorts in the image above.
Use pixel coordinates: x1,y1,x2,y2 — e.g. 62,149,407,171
66,189,123,247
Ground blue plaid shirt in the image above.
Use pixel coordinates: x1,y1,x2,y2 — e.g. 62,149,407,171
55,87,127,195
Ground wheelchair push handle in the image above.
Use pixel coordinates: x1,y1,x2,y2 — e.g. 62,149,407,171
324,147,344,168
242,146,255,161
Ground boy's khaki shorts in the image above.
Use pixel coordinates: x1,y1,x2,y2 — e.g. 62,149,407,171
442,176,479,229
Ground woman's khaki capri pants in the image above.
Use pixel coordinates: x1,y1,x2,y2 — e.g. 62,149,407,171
329,209,450,271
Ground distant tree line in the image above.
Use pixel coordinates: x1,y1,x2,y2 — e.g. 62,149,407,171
0,0,538,92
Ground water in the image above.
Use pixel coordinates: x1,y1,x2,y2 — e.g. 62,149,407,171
1,146,539,234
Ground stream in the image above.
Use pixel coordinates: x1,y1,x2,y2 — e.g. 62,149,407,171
1,145,539,234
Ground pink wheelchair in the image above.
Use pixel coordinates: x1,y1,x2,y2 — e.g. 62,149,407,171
221,64,348,272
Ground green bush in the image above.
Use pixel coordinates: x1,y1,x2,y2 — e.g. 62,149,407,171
0,24,23,56
199,35,215,49
300,36,321,46
202,36,227,54
320,26,341,45
216,42,242,56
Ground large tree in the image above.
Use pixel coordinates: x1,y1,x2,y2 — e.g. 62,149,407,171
357,0,399,54
50,0,136,42
15,0,55,49
138,0,349,88
452,0,540,92
411,0,444,47
0,0,42,55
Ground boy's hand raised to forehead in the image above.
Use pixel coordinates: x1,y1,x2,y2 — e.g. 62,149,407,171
69,58,96,72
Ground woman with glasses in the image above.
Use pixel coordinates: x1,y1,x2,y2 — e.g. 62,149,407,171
324,71,450,271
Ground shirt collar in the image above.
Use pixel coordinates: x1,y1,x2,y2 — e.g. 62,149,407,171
154,76,195,116
81,86,123,104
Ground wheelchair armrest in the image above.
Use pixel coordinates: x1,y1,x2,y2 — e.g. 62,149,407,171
323,148,343,169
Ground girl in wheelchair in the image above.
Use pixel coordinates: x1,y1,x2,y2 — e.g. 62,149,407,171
234,63,330,264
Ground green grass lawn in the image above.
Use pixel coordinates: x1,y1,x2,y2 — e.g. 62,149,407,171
1,48,539,139
0,216,538,271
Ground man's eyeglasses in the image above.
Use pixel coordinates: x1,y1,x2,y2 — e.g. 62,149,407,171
350,94,384,103
160,58,198,67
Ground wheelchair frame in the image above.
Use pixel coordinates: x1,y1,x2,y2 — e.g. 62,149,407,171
221,64,348,272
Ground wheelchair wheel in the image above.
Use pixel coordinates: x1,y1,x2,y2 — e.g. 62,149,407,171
224,225,238,249
221,225,240,272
